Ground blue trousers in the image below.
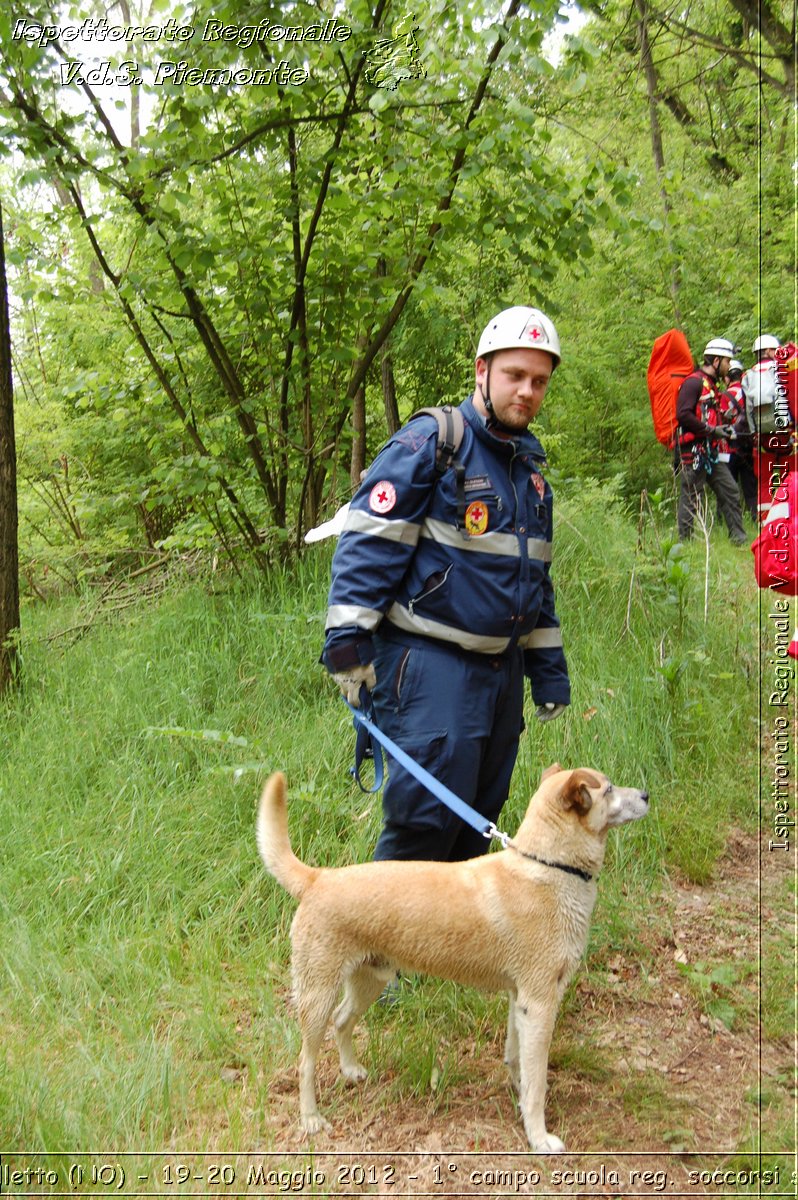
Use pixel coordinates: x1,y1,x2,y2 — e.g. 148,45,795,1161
371,633,525,862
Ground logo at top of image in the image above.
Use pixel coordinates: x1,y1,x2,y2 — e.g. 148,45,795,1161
364,14,425,91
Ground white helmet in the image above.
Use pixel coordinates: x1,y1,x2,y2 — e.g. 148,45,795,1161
753,333,780,353
477,306,561,367
729,359,744,373
704,337,735,359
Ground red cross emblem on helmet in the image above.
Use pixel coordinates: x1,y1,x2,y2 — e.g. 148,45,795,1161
526,324,544,343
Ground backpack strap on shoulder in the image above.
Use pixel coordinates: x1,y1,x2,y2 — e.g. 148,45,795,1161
409,405,465,474
407,405,468,532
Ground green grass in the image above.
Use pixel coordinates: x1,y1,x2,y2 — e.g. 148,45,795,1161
762,874,797,1042
0,485,776,1151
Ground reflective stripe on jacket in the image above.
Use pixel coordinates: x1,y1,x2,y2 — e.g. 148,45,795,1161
322,396,570,705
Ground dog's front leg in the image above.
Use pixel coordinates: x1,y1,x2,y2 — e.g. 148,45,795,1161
504,992,521,1091
515,995,565,1155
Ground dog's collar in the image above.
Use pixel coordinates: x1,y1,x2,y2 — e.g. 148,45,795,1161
507,843,595,884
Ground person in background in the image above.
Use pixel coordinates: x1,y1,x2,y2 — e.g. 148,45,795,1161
742,334,794,519
676,337,747,544
720,359,757,522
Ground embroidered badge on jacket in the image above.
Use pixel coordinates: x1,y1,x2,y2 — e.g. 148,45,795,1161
531,472,546,500
464,500,489,536
464,475,492,492
369,481,397,513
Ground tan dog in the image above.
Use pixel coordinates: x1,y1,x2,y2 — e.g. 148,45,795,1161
256,765,648,1152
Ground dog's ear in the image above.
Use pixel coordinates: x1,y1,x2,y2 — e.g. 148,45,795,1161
540,762,563,782
560,769,602,813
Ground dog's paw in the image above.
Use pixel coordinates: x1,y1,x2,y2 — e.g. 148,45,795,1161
530,1133,566,1155
301,1113,332,1137
340,1062,368,1084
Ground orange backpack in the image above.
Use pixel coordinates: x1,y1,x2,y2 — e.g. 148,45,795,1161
647,329,694,448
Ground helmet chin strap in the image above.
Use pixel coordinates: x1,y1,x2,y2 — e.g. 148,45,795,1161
480,357,517,436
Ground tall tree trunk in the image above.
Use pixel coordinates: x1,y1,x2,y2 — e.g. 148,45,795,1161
117,1,141,146
0,200,20,694
636,0,682,324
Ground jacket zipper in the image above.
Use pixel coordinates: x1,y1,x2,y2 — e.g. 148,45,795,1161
408,563,453,615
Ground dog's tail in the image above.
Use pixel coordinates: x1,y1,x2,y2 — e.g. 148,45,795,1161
256,772,318,899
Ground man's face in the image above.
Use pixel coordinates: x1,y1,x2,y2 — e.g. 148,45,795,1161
718,356,731,380
474,347,554,430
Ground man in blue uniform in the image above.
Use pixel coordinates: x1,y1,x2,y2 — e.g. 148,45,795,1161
322,306,570,862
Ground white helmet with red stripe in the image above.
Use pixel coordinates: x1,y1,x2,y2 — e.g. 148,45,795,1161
477,306,561,367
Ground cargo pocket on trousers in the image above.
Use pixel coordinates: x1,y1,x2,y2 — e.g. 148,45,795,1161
385,729,450,831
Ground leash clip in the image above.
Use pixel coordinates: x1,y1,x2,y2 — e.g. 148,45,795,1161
485,822,511,849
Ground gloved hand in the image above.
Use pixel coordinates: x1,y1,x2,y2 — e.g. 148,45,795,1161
332,663,377,707
536,702,566,722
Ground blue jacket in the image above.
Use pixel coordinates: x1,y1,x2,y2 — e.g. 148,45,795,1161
322,396,570,705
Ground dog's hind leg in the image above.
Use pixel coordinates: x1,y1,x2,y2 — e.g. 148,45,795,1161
333,962,393,1082
514,994,565,1155
295,970,340,1136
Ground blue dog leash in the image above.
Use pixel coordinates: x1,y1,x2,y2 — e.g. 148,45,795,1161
344,687,595,881
345,687,498,843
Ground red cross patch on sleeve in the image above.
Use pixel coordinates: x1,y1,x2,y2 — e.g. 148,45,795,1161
369,481,397,514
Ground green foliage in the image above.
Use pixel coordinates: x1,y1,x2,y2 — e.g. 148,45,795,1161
11,1,789,571
531,1,794,497
3,0,627,575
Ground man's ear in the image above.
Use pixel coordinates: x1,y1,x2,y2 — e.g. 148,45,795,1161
540,762,563,782
560,769,602,813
